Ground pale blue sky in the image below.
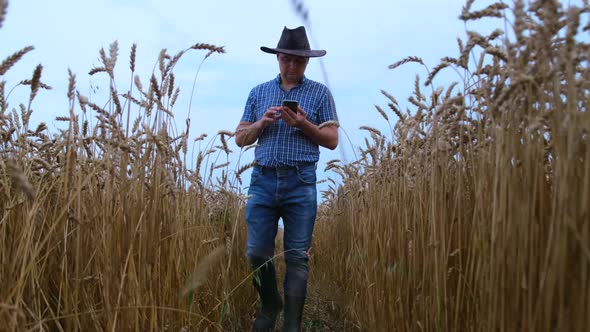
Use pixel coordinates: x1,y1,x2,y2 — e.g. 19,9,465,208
1,0,584,196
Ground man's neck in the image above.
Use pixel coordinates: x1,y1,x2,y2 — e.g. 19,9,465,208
279,75,303,92
281,82,297,92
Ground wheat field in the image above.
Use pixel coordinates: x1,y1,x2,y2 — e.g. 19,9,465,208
1,0,589,331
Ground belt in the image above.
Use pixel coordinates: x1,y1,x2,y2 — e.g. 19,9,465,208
257,161,317,170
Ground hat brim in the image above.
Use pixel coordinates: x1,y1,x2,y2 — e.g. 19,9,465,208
260,46,326,58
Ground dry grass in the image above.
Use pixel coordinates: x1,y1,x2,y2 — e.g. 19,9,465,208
0,24,256,329
314,0,590,331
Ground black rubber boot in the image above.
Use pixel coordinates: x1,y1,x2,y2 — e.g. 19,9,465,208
283,295,305,332
250,257,283,332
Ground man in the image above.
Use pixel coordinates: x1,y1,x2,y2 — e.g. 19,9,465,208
235,26,338,332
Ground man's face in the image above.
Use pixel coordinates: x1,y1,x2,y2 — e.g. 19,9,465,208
277,53,309,84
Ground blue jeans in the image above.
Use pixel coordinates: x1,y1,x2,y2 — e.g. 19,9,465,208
245,162,317,297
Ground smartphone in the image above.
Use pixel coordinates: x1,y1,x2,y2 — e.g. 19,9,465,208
282,100,298,113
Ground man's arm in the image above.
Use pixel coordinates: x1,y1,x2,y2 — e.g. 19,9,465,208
279,106,339,150
235,107,281,147
297,120,339,150
235,121,263,147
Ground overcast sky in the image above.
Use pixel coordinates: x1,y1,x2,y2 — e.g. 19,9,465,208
1,0,584,195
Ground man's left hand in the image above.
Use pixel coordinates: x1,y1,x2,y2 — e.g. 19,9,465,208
280,105,307,128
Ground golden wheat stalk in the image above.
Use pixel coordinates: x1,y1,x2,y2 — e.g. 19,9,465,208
0,81,5,112
88,66,106,76
107,40,118,79
180,246,226,297
359,126,383,137
374,105,389,121
167,73,175,98
6,160,35,201
319,120,339,129
459,2,508,21
213,162,230,170
388,56,424,70
170,87,180,108
190,43,226,54
129,43,137,72
425,61,450,86
0,46,34,76
194,133,208,142
243,143,258,152
0,0,7,29
236,160,257,176
219,135,230,155
134,74,143,93
17,79,52,90
66,69,76,102
218,129,234,137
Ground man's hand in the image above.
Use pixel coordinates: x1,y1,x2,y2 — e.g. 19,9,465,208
261,107,282,128
279,105,307,128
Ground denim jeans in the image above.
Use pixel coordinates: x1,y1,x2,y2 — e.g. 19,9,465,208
245,162,317,297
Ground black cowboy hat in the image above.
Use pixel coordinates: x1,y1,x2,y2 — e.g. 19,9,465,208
261,26,326,58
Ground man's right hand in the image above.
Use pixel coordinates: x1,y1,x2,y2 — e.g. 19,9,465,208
260,107,281,128
235,107,281,147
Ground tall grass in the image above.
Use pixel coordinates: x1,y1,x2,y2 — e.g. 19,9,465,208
314,0,589,331
0,15,258,329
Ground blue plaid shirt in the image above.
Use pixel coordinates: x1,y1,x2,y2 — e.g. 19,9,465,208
240,74,338,167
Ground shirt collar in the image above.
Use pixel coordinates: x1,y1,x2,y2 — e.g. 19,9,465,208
275,74,307,87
